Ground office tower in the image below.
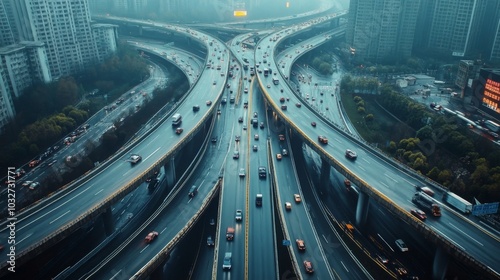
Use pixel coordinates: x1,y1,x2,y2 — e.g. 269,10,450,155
416,0,500,59
346,0,420,62
491,14,500,62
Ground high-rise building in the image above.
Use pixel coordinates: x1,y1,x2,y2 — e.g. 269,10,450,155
346,0,420,62
415,0,500,59
0,0,117,132
491,17,500,62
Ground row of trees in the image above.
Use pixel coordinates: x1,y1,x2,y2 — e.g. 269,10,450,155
0,44,149,171
376,86,500,202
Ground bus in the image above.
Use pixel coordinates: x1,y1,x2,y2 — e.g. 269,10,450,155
272,77,279,85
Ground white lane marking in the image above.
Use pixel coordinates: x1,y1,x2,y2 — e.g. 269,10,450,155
357,166,366,171
161,227,167,234
18,185,93,230
449,223,484,246
384,173,398,182
431,226,466,251
140,245,149,254
322,234,329,243
95,189,104,195
379,181,390,188
16,233,33,245
341,261,349,272
49,210,71,224
144,147,161,161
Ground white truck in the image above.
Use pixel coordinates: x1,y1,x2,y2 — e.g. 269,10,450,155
172,113,182,126
443,191,472,214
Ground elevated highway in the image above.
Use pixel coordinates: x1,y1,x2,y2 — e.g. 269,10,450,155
0,21,230,273
254,13,500,279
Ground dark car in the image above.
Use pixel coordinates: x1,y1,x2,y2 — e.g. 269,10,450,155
345,149,357,160
207,236,215,246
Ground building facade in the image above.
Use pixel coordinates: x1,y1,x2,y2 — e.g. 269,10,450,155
346,0,420,63
0,0,117,132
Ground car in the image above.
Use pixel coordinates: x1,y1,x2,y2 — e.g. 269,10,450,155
243,100,248,108
254,134,259,140
145,231,159,243
29,160,40,168
415,186,435,197
253,145,258,151
175,127,183,134
233,151,240,159
213,81,216,85
280,88,284,92
239,168,245,177
222,252,232,270
344,179,351,187
243,125,247,130
22,181,33,187
376,254,389,264
282,149,288,156
318,135,328,144
294,194,301,203
303,260,314,273
129,154,142,164
217,109,221,115
206,100,212,106
235,135,240,142
258,166,267,178
295,103,302,108
244,87,248,93
280,97,285,103
235,209,242,221
410,209,427,220
396,267,408,276
221,98,227,105
259,122,264,129
207,236,214,246
193,105,200,112
276,153,282,160
211,136,218,143
188,185,198,197
345,149,357,159
238,117,243,123
253,112,258,118
311,121,316,127
209,218,215,226
281,105,287,110
285,202,292,210
267,84,271,88
395,239,408,252
29,182,40,190
296,239,306,250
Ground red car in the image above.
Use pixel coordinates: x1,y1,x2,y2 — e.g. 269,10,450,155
318,135,328,144
303,260,314,273
145,231,159,243
410,209,427,221
175,128,183,134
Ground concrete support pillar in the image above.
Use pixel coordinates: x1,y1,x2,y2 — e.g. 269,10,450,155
102,207,114,236
165,156,176,188
355,192,370,227
149,264,164,280
319,158,331,193
432,246,448,280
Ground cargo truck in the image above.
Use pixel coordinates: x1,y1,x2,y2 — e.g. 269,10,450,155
442,192,472,214
412,192,441,217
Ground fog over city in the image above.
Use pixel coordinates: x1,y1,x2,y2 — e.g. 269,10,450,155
92,0,350,22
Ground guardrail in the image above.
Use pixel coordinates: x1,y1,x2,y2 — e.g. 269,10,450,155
269,139,302,279
256,30,498,279
132,179,221,279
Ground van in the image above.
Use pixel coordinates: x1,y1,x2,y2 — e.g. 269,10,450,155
188,185,197,197
256,194,263,206
172,113,182,126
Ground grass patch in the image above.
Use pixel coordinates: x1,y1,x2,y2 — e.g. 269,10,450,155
341,93,414,147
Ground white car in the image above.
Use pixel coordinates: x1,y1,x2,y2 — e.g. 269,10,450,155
395,239,408,252
239,168,245,177
235,209,242,221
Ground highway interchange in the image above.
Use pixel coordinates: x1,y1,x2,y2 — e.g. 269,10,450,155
2,10,499,280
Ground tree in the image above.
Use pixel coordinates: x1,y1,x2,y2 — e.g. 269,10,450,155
365,114,374,122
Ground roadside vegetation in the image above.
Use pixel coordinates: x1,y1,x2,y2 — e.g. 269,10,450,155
0,43,149,171
340,77,500,203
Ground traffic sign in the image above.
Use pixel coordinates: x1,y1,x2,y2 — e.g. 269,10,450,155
472,202,499,216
